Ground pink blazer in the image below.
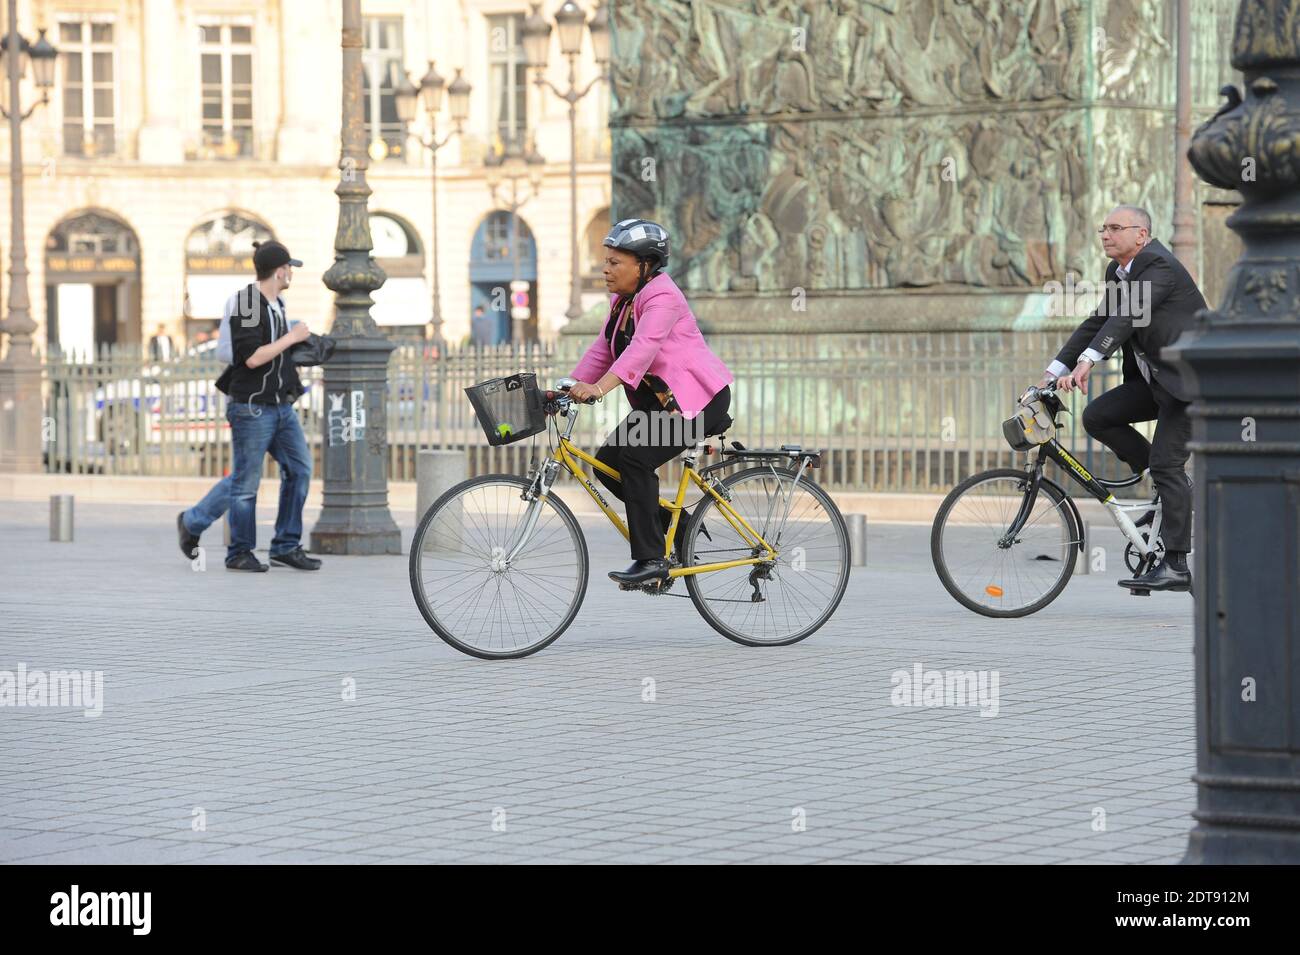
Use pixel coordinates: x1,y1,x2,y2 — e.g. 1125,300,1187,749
571,272,734,419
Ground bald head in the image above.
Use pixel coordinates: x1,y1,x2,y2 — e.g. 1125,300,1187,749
1100,205,1151,264
1111,205,1151,233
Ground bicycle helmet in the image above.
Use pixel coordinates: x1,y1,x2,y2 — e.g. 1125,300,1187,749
604,218,670,270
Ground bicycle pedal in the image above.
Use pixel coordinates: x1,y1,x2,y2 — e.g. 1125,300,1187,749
1128,588,1151,597
617,579,670,594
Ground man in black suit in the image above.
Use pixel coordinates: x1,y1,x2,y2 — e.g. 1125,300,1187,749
1041,204,1205,593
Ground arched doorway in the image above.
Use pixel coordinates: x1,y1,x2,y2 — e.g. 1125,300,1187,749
44,210,141,355
583,206,611,294
184,211,273,344
468,211,537,345
369,212,426,343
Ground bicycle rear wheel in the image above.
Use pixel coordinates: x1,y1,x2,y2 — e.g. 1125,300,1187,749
684,465,850,646
409,474,588,659
930,468,1078,617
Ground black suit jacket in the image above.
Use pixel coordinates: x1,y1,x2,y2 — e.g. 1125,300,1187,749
1054,239,1206,401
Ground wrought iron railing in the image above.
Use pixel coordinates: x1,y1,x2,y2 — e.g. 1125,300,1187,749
41,334,1149,492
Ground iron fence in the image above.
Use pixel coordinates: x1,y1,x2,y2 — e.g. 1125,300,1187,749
41,333,1146,492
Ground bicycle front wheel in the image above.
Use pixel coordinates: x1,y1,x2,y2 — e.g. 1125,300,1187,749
685,465,850,646
409,474,589,659
930,468,1078,617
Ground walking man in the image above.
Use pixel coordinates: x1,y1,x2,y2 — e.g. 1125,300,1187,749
180,240,320,572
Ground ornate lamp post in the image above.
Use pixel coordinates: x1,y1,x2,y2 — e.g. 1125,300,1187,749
309,0,401,556
1171,0,1300,863
395,62,470,347
483,139,546,343
522,0,609,323
0,9,58,473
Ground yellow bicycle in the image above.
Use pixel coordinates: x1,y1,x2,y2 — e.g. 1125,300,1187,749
410,377,851,659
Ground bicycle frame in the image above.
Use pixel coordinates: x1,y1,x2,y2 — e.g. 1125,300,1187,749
550,439,777,579
505,399,780,579
1002,438,1162,560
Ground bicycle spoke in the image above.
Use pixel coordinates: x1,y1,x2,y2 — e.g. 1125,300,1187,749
935,473,1074,615
411,477,586,659
689,469,849,645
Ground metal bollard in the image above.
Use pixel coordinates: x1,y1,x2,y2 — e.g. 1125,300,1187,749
223,513,232,547
50,494,74,542
1073,520,1091,575
847,513,867,567
417,449,468,552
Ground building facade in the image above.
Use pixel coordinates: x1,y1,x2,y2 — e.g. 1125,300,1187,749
1,0,613,354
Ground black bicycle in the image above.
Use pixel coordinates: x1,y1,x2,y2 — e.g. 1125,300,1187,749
931,382,1168,617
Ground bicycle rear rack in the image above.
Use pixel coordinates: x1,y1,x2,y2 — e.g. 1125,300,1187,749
722,441,824,468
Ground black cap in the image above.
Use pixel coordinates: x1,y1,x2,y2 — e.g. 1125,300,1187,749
252,240,302,273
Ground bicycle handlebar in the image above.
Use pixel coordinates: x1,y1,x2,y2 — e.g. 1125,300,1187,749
544,385,596,409
1020,381,1059,405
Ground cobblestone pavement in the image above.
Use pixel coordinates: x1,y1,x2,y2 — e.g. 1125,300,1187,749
0,497,1194,864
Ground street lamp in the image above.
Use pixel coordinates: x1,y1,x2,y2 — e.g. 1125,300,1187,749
483,137,545,344
1173,0,1300,864
0,27,58,115
0,6,59,474
396,62,470,347
522,5,551,70
310,0,401,556
526,0,609,324
554,1,587,55
588,0,610,65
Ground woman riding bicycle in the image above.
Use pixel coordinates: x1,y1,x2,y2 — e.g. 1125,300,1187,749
567,218,734,587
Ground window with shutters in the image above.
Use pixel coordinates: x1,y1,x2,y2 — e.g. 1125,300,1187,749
196,20,254,159
362,17,406,161
58,17,116,157
486,14,527,148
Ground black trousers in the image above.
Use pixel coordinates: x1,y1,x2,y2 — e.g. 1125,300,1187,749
1081,377,1192,552
595,386,731,561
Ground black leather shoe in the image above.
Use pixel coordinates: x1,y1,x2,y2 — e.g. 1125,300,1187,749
609,558,670,586
270,547,322,571
1119,559,1191,592
178,512,201,559
226,551,269,572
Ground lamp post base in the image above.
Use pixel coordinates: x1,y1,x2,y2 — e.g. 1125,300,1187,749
1184,825,1300,865
309,336,401,556
310,514,401,556
0,357,44,473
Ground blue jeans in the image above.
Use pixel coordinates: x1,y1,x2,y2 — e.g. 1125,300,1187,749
183,475,232,536
226,402,312,563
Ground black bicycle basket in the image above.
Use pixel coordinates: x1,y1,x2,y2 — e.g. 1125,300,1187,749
465,373,547,446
